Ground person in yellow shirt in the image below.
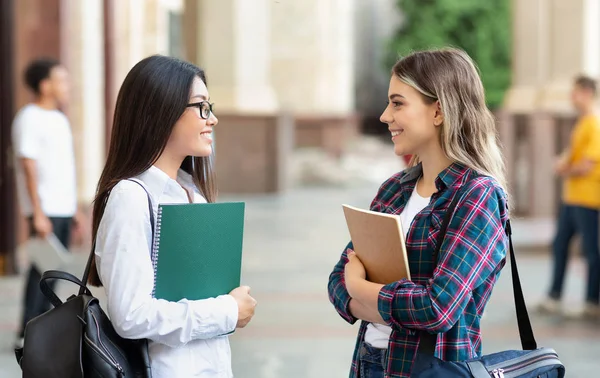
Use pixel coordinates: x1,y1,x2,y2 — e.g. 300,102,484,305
538,75,600,320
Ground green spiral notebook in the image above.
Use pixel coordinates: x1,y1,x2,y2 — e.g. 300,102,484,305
151,202,245,302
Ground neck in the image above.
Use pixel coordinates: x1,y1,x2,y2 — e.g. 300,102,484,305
579,103,596,117
153,152,184,180
35,96,58,110
417,145,453,189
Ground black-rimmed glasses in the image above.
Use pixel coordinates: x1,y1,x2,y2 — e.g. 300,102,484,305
186,101,214,119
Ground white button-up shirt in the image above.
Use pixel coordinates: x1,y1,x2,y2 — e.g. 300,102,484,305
95,166,238,377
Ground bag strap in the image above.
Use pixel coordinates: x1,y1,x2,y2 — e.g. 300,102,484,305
418,179,537,356
40,270,93,308
505,220,537,350
78,178,155,295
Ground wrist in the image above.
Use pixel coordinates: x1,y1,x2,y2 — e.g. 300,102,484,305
223,294,239,331
348,298,359,317
346,275,361,298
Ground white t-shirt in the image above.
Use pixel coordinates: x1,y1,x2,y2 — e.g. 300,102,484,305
364,184,431,349
12,104,77,217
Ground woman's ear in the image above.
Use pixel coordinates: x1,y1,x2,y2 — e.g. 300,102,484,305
433,101,444,127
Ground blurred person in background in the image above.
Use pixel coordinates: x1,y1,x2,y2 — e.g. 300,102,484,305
328,48,509,377
11,58,81,348
537,75,600,321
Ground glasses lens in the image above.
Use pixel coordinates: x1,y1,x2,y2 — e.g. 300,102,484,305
201,102,210,118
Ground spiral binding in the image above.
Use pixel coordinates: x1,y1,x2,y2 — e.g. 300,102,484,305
151,205,163,298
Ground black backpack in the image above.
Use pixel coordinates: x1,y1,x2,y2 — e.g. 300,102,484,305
15,179,154,377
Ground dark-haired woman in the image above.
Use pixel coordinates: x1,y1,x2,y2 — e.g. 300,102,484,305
88,55,257,377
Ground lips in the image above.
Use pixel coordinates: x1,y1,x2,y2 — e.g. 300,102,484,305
200,130,213,141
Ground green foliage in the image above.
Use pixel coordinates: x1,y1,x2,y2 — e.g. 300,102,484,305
386,0,512,109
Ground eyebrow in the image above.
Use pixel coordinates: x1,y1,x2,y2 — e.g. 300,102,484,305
191,94,209,101
389,94,405,100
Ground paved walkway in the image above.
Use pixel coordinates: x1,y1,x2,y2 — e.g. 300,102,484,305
0,183,595,377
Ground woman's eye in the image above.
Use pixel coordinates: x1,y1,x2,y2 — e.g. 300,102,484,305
392,102,402,108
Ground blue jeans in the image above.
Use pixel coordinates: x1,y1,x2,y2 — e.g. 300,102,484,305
359,343,386,378
549,204,600,304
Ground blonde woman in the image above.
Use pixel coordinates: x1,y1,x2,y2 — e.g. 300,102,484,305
328,48,509,377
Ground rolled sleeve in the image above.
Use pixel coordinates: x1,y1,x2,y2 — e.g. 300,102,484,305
189,294,238,339
327,242,358,325
378,278,411,328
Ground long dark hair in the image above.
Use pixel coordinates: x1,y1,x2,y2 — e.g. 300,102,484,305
88,55,217,286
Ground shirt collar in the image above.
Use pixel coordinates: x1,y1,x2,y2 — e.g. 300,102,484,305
136,165,188,200
399,161,471,191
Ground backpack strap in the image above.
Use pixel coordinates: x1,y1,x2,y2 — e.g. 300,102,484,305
418,178,537,356
79,179,155,295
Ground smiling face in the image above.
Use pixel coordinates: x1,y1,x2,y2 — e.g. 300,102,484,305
379,75,443,157
164,76,218,159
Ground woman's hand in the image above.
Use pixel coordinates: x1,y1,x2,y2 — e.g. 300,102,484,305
344,250,366,296
229,286,257,328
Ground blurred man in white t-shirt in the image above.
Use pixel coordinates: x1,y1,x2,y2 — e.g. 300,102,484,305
12,58,80,347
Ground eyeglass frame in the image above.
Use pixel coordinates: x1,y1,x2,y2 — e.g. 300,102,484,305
186,101,214,120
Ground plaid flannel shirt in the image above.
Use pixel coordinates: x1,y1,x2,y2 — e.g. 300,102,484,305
328,162,509,377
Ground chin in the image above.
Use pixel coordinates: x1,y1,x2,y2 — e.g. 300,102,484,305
191,146,213,157
393,145,411,157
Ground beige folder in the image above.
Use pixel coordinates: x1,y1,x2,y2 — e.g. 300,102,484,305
342,204,411,284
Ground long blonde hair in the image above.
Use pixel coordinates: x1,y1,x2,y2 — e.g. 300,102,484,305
393,48,507,193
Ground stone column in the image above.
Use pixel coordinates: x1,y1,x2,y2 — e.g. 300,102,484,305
271,0,354,114
537,0,600,113
503,0,551,113
184,0,293,194
61,0,105,206
528,113,558,217
111,0,145,98
188,0,278,113
270,0,357,156
107,0,178,137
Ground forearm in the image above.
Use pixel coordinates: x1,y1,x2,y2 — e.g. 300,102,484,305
566,161,595,176
349,275,462,333
347,277,385,323
378,280,451,332
348,298,385,325
328,243,359,324
328,272,357,324
21,159,42,214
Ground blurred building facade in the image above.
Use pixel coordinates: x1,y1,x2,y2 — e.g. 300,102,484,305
2,0,600,273
0,0,366,273
500,0,600,218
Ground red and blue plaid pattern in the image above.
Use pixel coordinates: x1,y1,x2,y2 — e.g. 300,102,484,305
328,162,509,377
